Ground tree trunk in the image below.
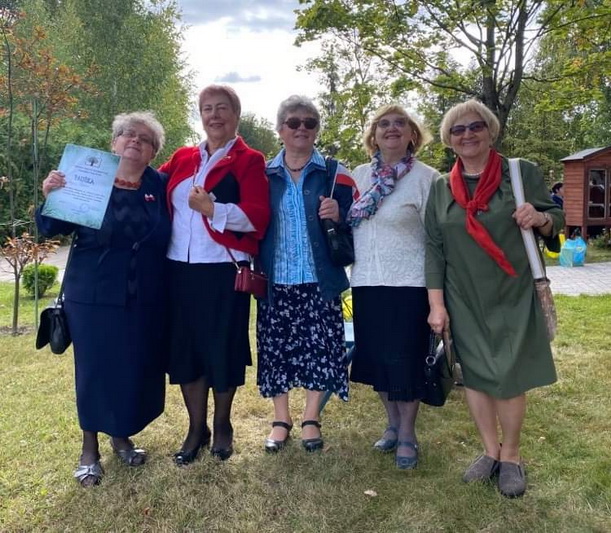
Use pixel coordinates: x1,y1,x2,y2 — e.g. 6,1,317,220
12,272,20,335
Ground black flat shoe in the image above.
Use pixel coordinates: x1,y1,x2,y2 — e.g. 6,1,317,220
301,420,323,452
264,421,293,453
173,430,211,467
211,444,234,461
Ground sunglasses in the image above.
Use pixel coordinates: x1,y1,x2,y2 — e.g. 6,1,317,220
449,121,487,136
377,118,408,129
284,117,319,130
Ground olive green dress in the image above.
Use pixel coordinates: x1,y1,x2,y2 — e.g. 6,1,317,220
425,157,564,398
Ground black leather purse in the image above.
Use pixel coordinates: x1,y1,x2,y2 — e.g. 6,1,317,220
36,238,74,354
422,330,455,407
322,157,354,267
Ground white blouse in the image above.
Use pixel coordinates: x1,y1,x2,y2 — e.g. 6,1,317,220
350,159,440,287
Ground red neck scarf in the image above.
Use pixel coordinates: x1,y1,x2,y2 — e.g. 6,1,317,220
449,149,517,277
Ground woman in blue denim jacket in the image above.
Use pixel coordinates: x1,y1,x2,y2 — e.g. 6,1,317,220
257,95,356,453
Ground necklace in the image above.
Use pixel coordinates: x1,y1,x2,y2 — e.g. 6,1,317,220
114,177,142,189
284,156,309,173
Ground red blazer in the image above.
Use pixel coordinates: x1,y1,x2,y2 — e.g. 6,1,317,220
160,136,270,255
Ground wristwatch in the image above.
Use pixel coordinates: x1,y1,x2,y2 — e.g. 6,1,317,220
537,212,552,227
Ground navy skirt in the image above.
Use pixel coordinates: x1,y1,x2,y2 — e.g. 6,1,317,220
256,283,349,400
350,286,429,402
66,300,166,437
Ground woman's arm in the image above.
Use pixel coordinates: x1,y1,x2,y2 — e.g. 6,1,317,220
425,177,450,334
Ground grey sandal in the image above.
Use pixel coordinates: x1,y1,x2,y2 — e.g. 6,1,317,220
74,460,104,487
110,438,147,467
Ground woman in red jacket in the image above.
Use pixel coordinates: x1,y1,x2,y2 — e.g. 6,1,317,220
159,85,270,464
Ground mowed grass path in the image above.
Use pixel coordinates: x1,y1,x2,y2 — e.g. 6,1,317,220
0,283,609,532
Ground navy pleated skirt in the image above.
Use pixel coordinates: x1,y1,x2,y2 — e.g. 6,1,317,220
350,286,430,402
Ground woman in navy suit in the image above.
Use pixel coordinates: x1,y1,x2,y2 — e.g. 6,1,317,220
36,111,171,487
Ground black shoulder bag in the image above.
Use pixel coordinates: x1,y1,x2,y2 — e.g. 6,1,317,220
321,157,355,267
36,238,75,354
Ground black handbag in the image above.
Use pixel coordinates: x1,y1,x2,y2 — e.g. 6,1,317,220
422,330,455,407
36,238,74,354
322,157,354,267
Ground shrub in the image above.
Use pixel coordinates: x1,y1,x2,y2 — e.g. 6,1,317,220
590,229,611,249
22,264,59,298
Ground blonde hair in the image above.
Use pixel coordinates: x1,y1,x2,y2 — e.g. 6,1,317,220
362,104,431,157
439,99,500,147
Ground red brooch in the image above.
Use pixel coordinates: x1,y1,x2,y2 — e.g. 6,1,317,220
144,194,155,202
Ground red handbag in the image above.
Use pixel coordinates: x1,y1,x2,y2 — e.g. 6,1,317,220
234,265,267,298
226,247,268,299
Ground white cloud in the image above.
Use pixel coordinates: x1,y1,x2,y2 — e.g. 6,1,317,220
178,1,322,132
178,0,297,31
216,72,262,83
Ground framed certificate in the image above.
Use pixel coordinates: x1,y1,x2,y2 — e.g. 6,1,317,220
41,144,119,229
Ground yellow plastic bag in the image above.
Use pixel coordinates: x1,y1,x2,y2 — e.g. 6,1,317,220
545,233,565,259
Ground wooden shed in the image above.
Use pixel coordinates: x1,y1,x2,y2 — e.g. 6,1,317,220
561,146,611,239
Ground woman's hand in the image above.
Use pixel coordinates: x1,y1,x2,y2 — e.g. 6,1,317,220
42,170,66,198
189,185,215,217
513,203,548,230
318,196,340,223
428,305,450,335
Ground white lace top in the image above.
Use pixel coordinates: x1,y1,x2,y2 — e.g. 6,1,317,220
350,159,440,287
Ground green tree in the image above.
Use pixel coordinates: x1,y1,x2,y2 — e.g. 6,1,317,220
296,0,611,146
303,37,391,167
238,113,280,159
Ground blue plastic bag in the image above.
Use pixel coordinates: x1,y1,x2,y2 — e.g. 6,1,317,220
559,236,587,267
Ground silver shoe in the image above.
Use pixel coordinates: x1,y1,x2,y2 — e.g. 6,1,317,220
74,460,104,487
110,438,147,466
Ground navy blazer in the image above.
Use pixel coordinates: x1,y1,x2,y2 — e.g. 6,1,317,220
36,167,171,306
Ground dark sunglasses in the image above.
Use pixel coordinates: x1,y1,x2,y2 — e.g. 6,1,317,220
449,120,487,136
284,117,319,130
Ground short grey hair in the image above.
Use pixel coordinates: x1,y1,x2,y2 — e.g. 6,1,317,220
111,111,165,154
439,99,500,147
275,95,321,132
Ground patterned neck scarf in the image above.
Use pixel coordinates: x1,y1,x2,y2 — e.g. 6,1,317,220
347,150,415,227
449,148,516,277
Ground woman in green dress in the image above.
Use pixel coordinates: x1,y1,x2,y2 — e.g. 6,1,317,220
425,99,564,498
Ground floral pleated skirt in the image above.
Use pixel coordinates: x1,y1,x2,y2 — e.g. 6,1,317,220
256,283,349,400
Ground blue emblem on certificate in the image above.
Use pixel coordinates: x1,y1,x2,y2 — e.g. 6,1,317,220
41,144,119,229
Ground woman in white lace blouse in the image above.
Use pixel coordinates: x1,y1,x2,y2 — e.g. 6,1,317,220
347,104,439,470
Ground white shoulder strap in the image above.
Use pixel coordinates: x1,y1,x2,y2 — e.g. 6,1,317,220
508,158,546,279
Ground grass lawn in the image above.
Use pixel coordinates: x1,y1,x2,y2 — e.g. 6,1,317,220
1,283,610,532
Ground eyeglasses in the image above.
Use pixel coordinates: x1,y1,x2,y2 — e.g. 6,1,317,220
449,121,487,136
284,117,319,130
121,129,154,146
377,118,408,129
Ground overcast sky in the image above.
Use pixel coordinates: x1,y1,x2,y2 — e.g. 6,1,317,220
175,0,321,132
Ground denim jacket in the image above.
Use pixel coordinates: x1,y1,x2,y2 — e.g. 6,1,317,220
259,155,353,303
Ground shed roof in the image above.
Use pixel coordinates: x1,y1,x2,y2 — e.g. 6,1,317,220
561,146,611,162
